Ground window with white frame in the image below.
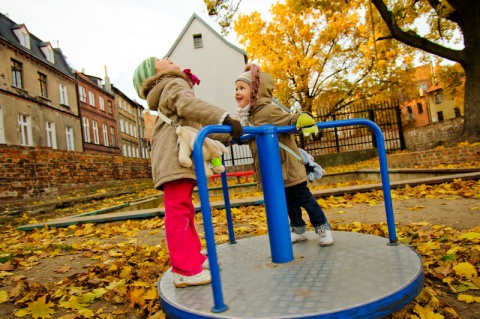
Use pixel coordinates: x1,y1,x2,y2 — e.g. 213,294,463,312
11,59,23,88
38,72,48,98
435,93,442,104
122,144,127,156
131,124,138,137
99,97,105,111
110,126,116,147
88,91,95,106
92,120,99,144
193,34,203,48
66,126,75,151
102,123,109,146
59,84,69,105
119,118,124,132
78,86,86,102
82,117,91,143
0,106,5,144
18,114,33,146
46,121,57,149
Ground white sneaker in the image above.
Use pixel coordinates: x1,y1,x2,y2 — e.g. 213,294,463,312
317,223,334,247
291,232,307,243
172,269,211,288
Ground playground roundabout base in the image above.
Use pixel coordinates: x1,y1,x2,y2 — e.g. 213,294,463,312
158,231,425,319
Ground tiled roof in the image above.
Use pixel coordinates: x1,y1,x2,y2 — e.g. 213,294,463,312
0,12,75,79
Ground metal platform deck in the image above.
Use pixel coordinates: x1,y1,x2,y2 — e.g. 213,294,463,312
159,231,424,319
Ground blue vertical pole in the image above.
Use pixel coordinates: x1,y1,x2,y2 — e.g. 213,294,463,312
193,127,227,313
255,125,294,263
220,156,236,244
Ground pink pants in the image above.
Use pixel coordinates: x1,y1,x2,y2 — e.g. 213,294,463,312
163,178,206,276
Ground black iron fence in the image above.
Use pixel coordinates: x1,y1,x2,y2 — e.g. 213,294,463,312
223,99,405,167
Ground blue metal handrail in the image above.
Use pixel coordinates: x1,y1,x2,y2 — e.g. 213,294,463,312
193,118,398,313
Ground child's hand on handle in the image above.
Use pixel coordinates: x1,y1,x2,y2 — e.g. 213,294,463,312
223,115,243,141
296,113,318,137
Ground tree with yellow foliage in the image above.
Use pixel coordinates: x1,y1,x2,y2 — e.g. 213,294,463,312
204,0,478,142
232,2,413,115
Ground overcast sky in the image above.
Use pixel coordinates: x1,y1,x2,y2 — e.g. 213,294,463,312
1,0,276,108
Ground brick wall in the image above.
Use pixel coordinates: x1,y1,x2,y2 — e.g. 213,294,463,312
387,142,480,168
404,117,464,151
0,145,151,214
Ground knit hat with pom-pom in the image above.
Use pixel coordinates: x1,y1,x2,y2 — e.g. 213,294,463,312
133,57,156,99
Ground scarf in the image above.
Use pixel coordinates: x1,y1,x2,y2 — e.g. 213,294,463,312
234,104,251,125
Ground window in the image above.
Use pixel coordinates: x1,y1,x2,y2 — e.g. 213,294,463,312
40,44,55,63
92,120,99,144
454,108,461,117
435,93,442,104
82,117,91,142
13,26,30,49
88,91,95,106
437,111,444,122
66,126,75,151
18,114,32,146
119,118,124,132
59,84,69,105
193,34,203,48
418,84,427,96
102,124,109,146
38,72,48,98
416,102,423,114
407,106,412,114
0,106,5,144
107,101,113,114
122,144,127,156
46,121,57,149
110,127,116,147
11,59,23,88
99,97,105,111
79,86,86,102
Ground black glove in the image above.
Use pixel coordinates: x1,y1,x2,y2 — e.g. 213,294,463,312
223,115,243,141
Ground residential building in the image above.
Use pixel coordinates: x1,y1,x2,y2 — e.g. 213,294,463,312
114,87,146,158
76,70,119,154
0,12,82,150
165,13,247,114
401,63,463,127
164,13,252,166
426,84,463,124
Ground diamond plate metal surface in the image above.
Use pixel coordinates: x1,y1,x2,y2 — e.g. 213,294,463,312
159,231,423,318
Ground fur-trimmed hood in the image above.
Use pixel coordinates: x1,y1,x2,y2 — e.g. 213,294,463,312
140,70,191,100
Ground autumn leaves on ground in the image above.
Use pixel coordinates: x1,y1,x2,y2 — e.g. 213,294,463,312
1,158,480,319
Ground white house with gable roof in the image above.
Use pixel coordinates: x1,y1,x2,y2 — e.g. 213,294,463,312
165,13,247,114
164,13,253,167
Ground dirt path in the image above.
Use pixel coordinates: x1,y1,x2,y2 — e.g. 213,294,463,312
326,197,480,231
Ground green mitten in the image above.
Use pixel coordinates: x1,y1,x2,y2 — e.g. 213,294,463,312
296,113,318,137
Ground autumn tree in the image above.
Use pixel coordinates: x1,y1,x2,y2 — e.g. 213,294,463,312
232,2,413,115
204,0,478,142
289,0,479,142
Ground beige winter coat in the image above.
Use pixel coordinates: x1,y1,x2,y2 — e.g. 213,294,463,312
143,70,230,190
245,72,306,190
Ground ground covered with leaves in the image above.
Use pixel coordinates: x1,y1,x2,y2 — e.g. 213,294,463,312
0,159,480,319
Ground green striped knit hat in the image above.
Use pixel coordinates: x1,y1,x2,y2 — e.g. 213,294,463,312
133,57,156,99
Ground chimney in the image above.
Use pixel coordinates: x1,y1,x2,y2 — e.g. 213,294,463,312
104,65,112,93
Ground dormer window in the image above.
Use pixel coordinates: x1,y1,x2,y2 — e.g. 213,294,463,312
13,25,30,49
40,42,55,63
